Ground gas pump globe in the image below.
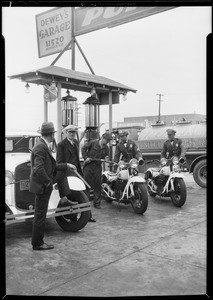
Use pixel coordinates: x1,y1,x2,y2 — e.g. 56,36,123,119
61,90,77,127
83,94,100,140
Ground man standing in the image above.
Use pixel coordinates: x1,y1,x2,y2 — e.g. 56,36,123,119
81,132,112,209
29,122,77,251
156,128,186,194
114,131,144,165
56,124,83,177
56,124,96,222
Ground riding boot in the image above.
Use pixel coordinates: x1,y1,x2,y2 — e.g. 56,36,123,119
156,174,165,194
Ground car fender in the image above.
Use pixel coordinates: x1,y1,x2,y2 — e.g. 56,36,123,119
48,176,86,210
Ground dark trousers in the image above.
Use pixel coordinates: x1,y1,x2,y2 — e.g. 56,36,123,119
83,163,102,206
31,185,52,247
31,171,69,247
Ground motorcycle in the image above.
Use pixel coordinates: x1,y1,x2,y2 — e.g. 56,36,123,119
101,158,148,214
144,156,187,207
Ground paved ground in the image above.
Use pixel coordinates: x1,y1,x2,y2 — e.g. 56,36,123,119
5,173,207,297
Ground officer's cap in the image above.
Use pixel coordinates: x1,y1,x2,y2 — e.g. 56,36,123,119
166,128,176,134
118,130,128,137
63,124,78,133
102,132,112,141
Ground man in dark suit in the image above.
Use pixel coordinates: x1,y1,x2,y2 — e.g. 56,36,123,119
57,124,96,222
29,122,77,251
56,124,83,177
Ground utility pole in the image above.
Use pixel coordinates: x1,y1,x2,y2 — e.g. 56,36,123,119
156,94,164,123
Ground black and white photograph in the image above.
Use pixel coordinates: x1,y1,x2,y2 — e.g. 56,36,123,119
3,3,210,297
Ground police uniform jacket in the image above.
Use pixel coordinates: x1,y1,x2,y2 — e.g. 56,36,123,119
161,138,186,159
114,139,142,163
81,139,109,167
56,137,83,176
29,138,67,194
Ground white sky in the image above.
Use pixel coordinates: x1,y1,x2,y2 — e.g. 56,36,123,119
2,6,211,132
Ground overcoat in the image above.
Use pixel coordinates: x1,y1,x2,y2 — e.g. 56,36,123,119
56,137,83,176
29,139,67,194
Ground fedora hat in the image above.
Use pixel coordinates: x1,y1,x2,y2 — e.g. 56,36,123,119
40,122,56,134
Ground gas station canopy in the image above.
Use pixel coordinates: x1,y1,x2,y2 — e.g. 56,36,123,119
9,65,137,97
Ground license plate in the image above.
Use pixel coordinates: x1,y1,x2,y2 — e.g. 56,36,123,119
20,179,30,191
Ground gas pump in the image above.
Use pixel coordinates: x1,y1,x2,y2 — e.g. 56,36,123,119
61,90,79,141
61,90,78,127
83,91,100,141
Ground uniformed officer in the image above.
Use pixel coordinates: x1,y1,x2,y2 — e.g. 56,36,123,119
156,128,186,194
81,132,112,209
114,131,144,165
161,128,186,161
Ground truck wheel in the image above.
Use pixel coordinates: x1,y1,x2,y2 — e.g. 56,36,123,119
170,178,187,207
131,183,148,214
55,191,90,232
193,159,207,188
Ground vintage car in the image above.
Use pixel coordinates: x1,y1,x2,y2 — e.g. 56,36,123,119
5,131,91,232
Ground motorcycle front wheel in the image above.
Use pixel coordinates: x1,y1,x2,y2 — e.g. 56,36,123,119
55,191,90,232
170,178,187,207
131,183,148,214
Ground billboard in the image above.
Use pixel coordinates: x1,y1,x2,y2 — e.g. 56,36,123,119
36,6,176,58
36,7,72,58
74,6,176,36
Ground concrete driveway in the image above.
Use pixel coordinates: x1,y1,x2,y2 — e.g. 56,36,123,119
5,173,207,297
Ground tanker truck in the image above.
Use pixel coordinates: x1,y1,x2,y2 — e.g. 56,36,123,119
136,122,206,188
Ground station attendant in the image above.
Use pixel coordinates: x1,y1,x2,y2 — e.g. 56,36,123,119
156,128,186,194
56,124,96,222
29,122,77,251
81,132,112,209
114,131,144,165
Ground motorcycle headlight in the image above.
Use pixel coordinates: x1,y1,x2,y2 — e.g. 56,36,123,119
172,156,179,165
5,170,14,186
129,158,138,169
118,160,126,170
173,164,180,172
160,166,170,176
160,158,167,166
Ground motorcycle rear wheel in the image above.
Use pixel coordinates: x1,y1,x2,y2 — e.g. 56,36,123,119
131,183,148,214
170,178,187,207
55,191,90,232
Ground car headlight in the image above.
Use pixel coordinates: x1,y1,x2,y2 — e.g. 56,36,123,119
5,170,14,186
129,158,138,169
118,160,126,169
172,156,179,165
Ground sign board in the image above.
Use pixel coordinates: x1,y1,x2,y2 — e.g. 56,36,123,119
74,6,176,36
44,83,57,102
36,7,72,58
36,6,176,57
